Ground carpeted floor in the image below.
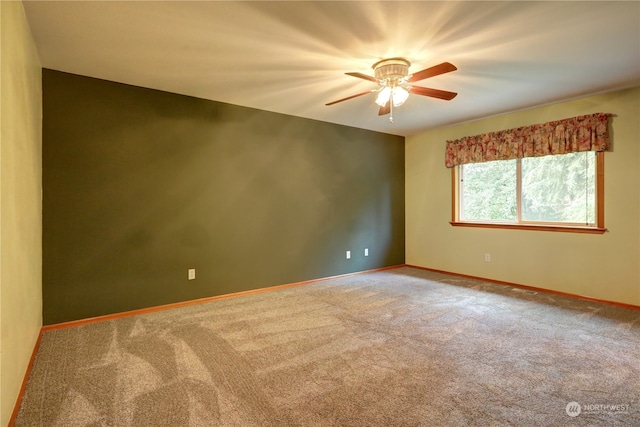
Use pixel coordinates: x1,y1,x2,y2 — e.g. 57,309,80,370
14,267,640,426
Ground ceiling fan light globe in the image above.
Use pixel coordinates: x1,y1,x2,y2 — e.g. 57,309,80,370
375,87,391,107
392,87,409,107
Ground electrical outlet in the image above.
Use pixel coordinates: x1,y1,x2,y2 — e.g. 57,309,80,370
346,251,351,259
188,268,196,280
484,253,491,262
364,248,369,256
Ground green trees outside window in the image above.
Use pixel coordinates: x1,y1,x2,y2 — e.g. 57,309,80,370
460,152,596,226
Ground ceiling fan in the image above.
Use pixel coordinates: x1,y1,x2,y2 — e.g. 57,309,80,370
326,58,457,122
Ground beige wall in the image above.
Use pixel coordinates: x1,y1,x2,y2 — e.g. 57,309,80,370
0,1,43,425
406,87,640,306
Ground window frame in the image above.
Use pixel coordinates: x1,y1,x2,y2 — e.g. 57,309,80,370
450,151,606,234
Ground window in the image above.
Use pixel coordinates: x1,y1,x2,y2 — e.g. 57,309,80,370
445,113,610,234
451,151,605,233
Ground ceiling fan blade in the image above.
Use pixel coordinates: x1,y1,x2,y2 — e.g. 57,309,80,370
409,86,458,101
408,62,457,83
378,102,390,116
325,91,372,106
345,72,378,83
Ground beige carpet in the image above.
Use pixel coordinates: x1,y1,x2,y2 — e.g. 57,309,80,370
14,267,640,426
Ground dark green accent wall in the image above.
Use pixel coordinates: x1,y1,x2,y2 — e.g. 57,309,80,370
42,69,405,324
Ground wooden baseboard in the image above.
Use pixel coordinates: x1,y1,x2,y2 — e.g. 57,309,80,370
43,265,405,331
12,265,402,422
8,329,44,427
405,264,640,311
12,263,638,422
43,263,639,331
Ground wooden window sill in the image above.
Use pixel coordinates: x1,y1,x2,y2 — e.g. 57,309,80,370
449,221,607,234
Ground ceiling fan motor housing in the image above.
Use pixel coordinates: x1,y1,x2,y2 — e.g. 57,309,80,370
372,57,411,85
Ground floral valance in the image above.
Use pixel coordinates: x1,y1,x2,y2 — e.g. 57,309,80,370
444,113,611,168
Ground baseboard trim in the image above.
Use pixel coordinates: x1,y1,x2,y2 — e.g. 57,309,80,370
13,263,638,422
9,328,44,427
43,265,405,331
405,264,640,311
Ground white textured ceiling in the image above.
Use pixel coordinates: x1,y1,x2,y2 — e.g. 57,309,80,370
23,1,640,136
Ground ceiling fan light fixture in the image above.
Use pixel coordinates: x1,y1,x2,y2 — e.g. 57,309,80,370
375,86,409,108
373,58,412,109
392,86,409,107
375,86,392,107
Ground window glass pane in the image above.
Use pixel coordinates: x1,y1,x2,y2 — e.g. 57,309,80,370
521,152,595,224
460,159,517,221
